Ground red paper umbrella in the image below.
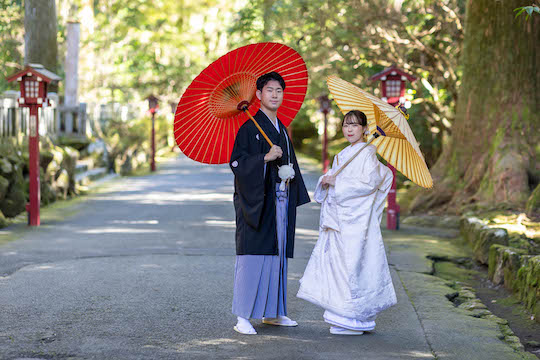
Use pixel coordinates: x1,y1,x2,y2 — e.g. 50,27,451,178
174,42,308,164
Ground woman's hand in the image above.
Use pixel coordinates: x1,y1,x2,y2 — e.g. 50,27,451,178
321,174,336,188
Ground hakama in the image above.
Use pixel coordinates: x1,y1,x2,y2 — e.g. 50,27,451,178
232,184,289,319
297,142,397,330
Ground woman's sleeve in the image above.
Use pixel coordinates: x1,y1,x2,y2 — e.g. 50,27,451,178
335,146,390,204
313,154,339,203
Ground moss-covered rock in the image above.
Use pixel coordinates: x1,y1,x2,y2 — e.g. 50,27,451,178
526,184,540,218
0,209,8,228
0,157,13,175
460,217,509,264
115,153,133,175
0,175,9,202
57,135,91,151
488,245,527,288
87,139,108,168
0,186,26,217
508,233,535,253
460,217,485,243
458,299,488,311
44,146,64,179
475,228,509,264
55,169,70,200
515,255,540,322
61,147,79,195
40,150,55,172
40,165,57,206
0,148,26,219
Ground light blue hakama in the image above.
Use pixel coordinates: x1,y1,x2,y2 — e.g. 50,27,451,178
232,184,289,319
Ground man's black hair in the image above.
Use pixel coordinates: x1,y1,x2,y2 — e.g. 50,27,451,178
256,72,286,91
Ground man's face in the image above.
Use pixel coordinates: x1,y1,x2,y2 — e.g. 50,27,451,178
256,80,284,113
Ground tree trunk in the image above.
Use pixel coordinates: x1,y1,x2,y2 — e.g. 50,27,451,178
24,0,58,74
409,0,539,214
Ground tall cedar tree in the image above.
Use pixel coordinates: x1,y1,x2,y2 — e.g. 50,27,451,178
410,0,539,215
24,0,58,75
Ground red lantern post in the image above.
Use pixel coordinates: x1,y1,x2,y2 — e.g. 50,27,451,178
7,64,61,226
147,95,159,172
318,95,331,173
369,65,416,230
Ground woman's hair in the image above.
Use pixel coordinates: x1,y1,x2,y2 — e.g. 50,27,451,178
341,110,368,127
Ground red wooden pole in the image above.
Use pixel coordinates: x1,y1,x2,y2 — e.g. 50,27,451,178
28,105,40,226
151,112,156,172
322,112,329,173
386,164,400,230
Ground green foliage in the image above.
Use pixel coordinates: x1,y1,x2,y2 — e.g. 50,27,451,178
71,0,238,104
228,0,465,167
0,0,23,93
2,0,467,172
514,5,540,20
101,113,171,174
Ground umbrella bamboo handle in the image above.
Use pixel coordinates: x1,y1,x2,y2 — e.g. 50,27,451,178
333,135,377,176
243,109,274,147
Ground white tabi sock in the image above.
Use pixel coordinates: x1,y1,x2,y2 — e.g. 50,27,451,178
235,316,256,334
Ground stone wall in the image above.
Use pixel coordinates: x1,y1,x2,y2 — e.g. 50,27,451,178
0,139,79,228
460,217,540,322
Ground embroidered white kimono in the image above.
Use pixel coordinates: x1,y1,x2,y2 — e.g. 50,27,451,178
297,142,397,329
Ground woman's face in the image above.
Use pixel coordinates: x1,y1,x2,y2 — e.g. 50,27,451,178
342,117,365,145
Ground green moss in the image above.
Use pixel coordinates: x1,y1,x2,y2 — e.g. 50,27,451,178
434,261,479,285
526,184,540,217
446,150,461,182
0,186,26,218
513,255,540,319
488,244,504,279
0,174,9,201
0,210,8,228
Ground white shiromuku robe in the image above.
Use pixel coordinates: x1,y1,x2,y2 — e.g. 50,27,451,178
297,141,397,329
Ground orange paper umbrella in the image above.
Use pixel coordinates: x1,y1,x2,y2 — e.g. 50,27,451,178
174,42,308,164
327,75,433,189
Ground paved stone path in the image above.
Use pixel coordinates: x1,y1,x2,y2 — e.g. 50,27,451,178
0,155,533,359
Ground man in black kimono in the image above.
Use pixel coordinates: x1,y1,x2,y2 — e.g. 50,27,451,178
229,72,310,335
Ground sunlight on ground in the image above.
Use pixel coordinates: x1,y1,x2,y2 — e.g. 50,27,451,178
205,220,236,228
289,272,304,280
401,350,434,358
77,227,164,234
109,220,159,224
141,264,161,269
94,191,232,204
171,338,248,351
296,228,319,237
482,212,539,239
22,265,56,271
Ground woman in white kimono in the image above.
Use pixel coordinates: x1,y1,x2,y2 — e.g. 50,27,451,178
297,110,397,335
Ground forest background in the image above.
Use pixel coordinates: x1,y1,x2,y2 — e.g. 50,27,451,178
0,0,538,217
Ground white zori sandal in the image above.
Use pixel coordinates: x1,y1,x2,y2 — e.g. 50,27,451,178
329,326,364,335
262,315,298,327
234,317,257,335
